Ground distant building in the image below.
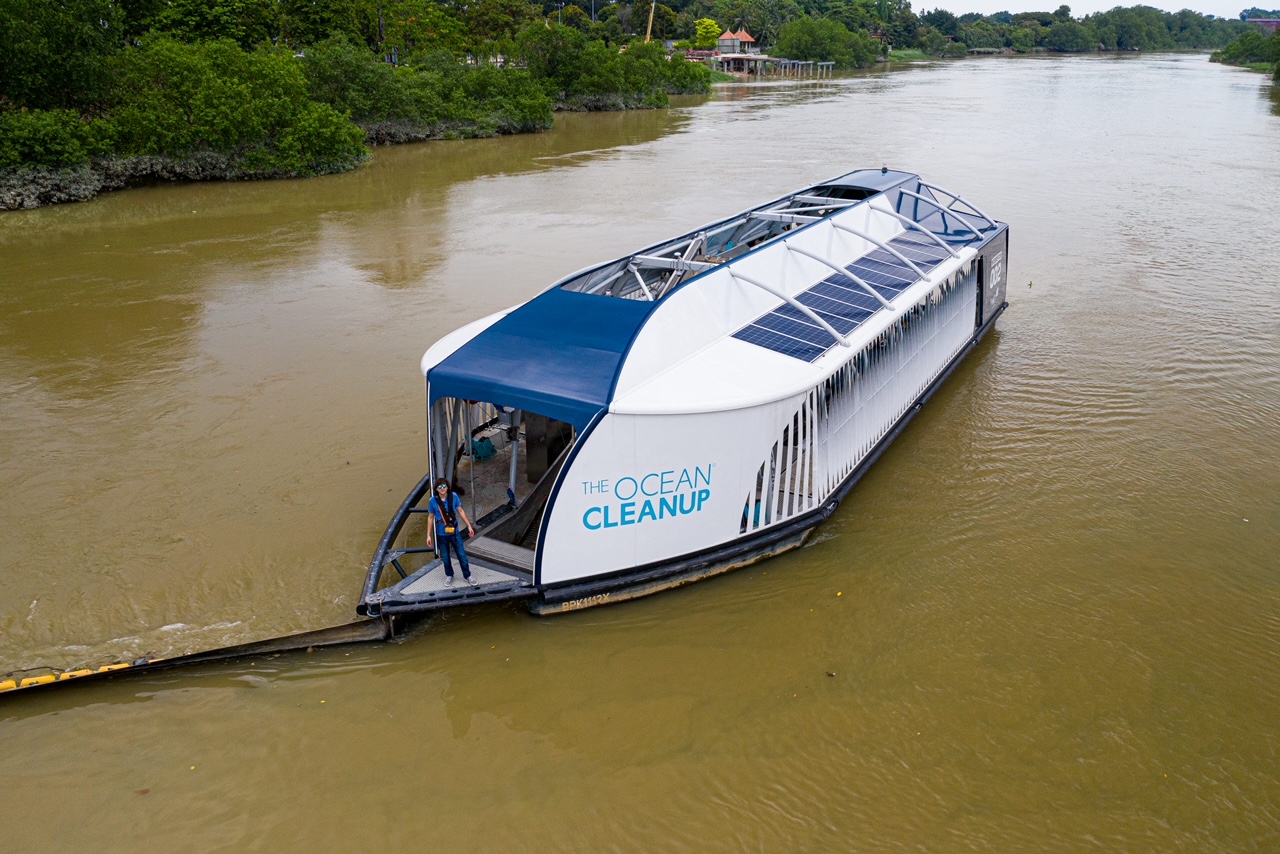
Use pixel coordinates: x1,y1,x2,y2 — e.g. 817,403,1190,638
718,29,759,54
1245,17,1280,33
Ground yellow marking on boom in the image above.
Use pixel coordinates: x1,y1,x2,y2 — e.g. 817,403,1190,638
59,669,94,681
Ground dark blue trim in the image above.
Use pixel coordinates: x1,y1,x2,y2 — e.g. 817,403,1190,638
822,167,919,193
428,288,657,431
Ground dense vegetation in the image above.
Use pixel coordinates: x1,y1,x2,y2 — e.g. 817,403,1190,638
0,0,711,206
1211,10,1280,78
912,5,1248,55
634,0,1248,61
0,0,1268,207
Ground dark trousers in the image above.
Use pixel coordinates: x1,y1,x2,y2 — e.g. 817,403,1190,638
438,532,471,578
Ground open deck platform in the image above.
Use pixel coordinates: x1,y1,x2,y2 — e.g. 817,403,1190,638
363,553,535,616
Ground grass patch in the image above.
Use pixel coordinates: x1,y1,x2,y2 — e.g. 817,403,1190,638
884,48,931,63
708,69,737,83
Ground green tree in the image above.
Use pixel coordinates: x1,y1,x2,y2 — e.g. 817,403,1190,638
821,0,875,35
649,3,679,38
1213,28,1280,65
958,19,1001,49
1007,26,1033,52
513,22,706,106
562,3,591,30
375,0,468,58
458,0,541,45
712,0,803,46
515,21,588,94
919,7,956,35
885,3,917,47
302,34,411,118
693,16,720,47
774,15,876,65
1044,19,1091,51
280,0,361,47
302,36,552,137
119,0,168,40
154,0,279,48
0,0,123,110
916,23,949,55
0,108,112,168
107,37,367,172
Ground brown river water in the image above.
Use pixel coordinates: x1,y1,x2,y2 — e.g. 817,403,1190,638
2,54,1278,850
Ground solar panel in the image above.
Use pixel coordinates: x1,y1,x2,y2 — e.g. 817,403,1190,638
890,234,952,257
733,325,827,362
771,302,862,335
732,221,962,362
753,313,835,347
850,256,914,287
888,234,949,267
845,267,910,298
796,290,870,319
810,281,882,313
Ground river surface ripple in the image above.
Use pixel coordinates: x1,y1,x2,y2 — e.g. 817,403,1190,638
1,53,1278,851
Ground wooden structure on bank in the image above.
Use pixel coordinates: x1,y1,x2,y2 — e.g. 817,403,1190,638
714,54,835,77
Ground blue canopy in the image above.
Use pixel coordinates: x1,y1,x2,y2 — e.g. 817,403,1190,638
427,288,658,430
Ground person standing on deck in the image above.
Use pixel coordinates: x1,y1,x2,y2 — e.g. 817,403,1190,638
426,479,477,586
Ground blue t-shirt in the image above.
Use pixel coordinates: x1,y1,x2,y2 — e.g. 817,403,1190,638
428,493,463,536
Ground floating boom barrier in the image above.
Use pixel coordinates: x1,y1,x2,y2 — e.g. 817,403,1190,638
1,618,399,697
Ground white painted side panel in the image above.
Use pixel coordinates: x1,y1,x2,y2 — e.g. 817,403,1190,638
540,263,982,587
538,403,804,585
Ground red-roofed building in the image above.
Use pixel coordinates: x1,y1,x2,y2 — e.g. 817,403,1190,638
718,28,760,54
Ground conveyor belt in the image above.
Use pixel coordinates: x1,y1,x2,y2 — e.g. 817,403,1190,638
466,536,536,572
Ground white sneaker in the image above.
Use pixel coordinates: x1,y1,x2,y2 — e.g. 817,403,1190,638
465,575,479,587
444,575,455,587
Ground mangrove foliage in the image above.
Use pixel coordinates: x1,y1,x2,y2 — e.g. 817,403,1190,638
0,0,711,207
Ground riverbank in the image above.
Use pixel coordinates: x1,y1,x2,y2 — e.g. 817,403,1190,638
1210,26,1279,78
1,94,673,210
0,30,711,211
0,150,378,211
0,88,692,211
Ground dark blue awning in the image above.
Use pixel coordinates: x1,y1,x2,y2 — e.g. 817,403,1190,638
427,288,658,430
